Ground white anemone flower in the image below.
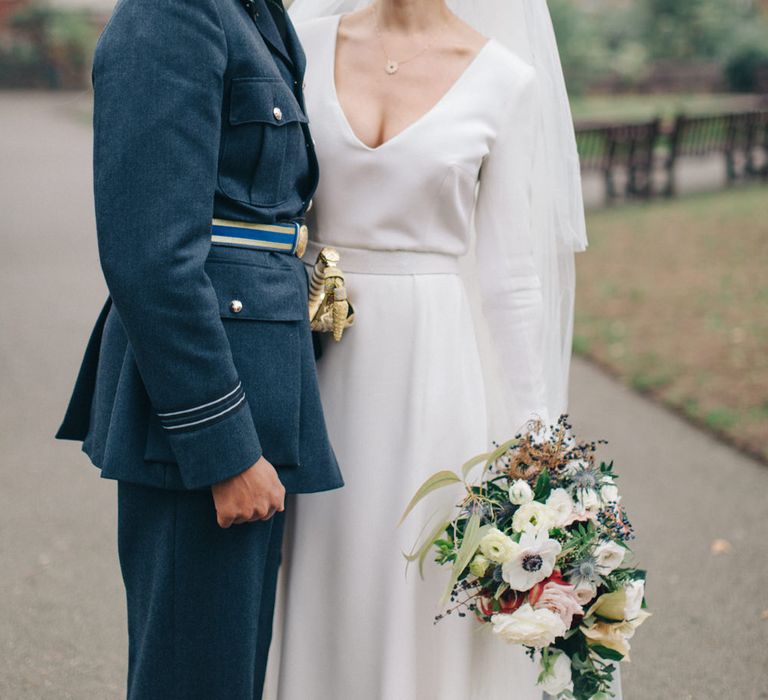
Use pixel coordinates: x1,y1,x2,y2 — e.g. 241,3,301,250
501,529,562,591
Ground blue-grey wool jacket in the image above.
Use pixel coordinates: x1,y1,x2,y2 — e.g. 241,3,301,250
56,0,343,494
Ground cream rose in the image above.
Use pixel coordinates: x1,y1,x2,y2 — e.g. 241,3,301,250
512,501,555,534
594,540,626,575
491,604,567,648
479,528,519,564
545,488,574,527
509,479,534,506
576,488,602,515
537,651,573,696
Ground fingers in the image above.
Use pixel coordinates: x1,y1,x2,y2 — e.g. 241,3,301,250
217,512,235,529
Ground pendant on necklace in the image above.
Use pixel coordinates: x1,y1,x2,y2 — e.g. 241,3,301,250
385,60,399,75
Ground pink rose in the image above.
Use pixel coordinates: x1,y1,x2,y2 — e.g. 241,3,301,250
532,581,584,629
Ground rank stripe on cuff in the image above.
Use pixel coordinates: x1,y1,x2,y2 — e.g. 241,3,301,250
158,382,246,431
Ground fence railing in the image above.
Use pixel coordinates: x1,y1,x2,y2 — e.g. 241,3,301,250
576,109,768,202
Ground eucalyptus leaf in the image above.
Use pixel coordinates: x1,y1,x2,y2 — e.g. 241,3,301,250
485,438,520,469
441,513,490,603
404,516,452,579
461,451,490,480
398,470,461,526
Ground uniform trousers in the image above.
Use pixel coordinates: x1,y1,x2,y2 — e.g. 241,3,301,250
117,481,285,700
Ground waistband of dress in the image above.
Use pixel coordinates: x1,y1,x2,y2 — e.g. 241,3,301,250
304,240,460,276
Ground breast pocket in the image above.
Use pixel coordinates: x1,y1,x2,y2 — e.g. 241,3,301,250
144,258,309,469
218,77,309,208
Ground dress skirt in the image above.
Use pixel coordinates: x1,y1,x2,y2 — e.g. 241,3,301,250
268,262,543,700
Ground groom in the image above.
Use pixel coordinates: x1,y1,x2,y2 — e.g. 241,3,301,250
56,0,342,697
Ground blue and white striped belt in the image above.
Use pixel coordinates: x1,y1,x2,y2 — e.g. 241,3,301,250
211,218,309,258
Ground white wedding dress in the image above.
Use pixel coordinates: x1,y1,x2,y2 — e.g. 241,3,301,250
266,14,575,700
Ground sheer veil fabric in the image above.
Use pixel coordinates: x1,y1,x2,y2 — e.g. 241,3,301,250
289,0,587,426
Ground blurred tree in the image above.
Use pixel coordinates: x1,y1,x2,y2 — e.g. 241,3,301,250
551,0,768,94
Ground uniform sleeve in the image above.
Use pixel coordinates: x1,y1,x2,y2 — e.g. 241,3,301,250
473,67,550,431
92,0,262,489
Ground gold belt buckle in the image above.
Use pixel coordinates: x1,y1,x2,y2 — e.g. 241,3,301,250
295,224,309,258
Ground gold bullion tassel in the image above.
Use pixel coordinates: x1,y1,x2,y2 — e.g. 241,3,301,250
308,247,355,342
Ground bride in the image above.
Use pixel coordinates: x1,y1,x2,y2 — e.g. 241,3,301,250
267,1,611,698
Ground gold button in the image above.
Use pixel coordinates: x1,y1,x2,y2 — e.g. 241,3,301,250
229,299,243,314
273,107,283,121
295,225,308,258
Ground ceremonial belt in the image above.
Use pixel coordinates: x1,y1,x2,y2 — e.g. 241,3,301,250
211,218,309,258
303,240,460,276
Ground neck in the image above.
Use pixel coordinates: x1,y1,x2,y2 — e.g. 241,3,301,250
374,0,450,33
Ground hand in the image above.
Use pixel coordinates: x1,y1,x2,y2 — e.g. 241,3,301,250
211,457,286,528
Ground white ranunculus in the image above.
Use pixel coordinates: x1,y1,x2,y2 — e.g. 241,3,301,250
509,479,534,506
538,651,573,696
501,529,561,591
546,488,574,527
576,488,602,515
479,527,519,564
492,604,567,648
594,540,626,575
512,501,555,534
600,476,620,504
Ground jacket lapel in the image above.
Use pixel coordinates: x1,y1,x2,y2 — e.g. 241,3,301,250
250,0,293,68
284,12,307,78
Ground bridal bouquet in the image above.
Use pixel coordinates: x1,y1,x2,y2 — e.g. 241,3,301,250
401,416,649,699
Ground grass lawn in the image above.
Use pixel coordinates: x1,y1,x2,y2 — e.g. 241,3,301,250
575,185,768,461
570,93,764,126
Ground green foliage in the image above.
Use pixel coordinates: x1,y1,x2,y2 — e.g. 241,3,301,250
549,0,768,94
2,1,99,89
725,34,768,92
533,469,552,502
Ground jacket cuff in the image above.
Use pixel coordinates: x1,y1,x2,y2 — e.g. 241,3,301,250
164,397,262,490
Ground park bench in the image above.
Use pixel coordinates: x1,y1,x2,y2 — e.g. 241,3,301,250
663,111,768,196
576,119,661,203
576,109,768,202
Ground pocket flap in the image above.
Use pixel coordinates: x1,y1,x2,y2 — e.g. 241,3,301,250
229,78,308,126
205,260,307,321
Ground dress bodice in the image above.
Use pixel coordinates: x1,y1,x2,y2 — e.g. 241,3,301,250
298,15,535,258
297,14,550,426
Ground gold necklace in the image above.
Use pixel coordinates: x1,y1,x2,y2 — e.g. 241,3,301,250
372,5,445,76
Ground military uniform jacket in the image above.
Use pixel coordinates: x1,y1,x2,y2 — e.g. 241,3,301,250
56,0,343,493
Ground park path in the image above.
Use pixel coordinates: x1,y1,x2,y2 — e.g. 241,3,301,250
0,92,766,699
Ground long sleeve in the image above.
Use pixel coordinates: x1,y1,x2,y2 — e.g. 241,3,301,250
92,0,261,488
474,67,550,431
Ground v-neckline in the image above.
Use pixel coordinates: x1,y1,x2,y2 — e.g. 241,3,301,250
328,14,493,153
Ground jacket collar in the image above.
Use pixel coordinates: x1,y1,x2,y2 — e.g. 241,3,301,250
249,0,294,69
